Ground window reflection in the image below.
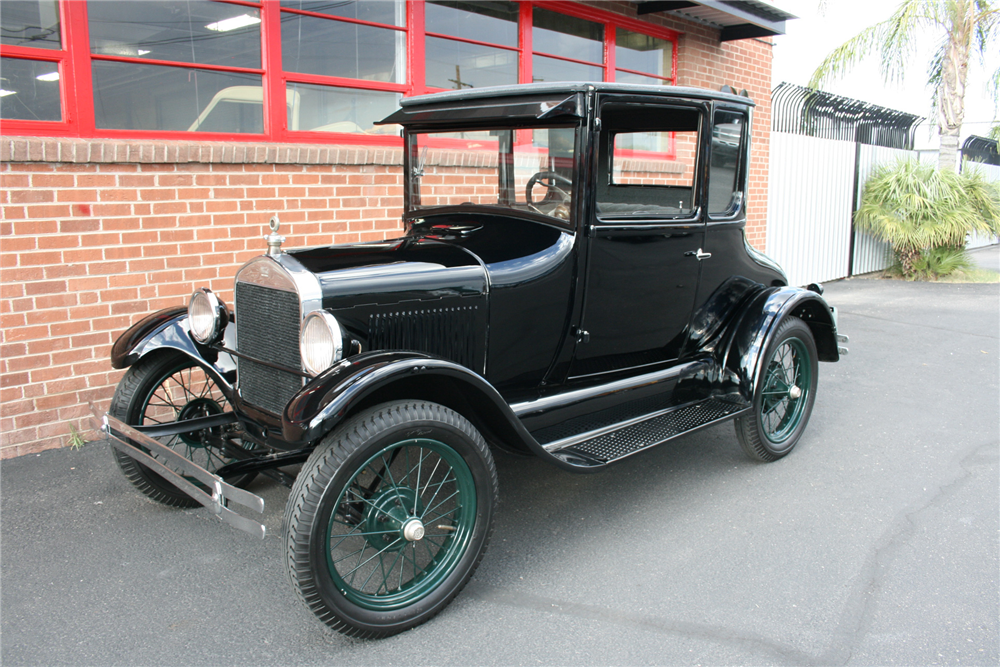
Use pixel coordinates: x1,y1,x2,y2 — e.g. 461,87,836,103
426,37,517,90
92,61,262,132
87,0,260,68
532,55,603,84
280,1,404,27
708,110,745,215
615,28,672,80
0,57,61,121
1,1,60,49
532,8,602,61
425,2,518,46
286,84,401,134
281,12,404,83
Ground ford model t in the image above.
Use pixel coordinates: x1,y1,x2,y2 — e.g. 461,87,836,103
96,83,848,638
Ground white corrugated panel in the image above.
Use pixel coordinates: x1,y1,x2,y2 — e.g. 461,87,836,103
767,133,856,286
851,145,917,275
964,162,1000,249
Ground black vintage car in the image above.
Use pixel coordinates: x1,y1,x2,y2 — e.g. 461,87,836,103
97,82,848,638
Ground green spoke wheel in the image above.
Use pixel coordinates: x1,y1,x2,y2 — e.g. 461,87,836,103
735,317,818,462
109,351,255,507
283,402,497,638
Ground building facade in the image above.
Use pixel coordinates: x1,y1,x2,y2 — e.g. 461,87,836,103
1,0,780,457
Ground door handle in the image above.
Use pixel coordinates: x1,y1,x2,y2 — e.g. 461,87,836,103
685,248,712,261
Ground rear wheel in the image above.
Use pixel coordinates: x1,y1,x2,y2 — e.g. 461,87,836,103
283,401,497,638
735,317,818,462
109,351,255,507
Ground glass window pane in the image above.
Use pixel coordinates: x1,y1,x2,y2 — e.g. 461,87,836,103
411,126,576,224
280,0,404,27
87,1,260,68
532,55,602,84
286,84,401,134
281,13,404,83
0,57,61,121
92,61,262,132
1,1,60,49
615,70,669,86
425,1,518,47
709,110,746,215
532,8,602,63
615,28,672,78
599,105,701,218
426,36,517,90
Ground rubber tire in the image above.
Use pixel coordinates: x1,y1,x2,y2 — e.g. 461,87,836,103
283,401,498,638
734,317,819,462
109,351,254,507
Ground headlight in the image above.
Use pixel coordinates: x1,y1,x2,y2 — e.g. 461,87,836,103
300,311,343,376
188,288,228,345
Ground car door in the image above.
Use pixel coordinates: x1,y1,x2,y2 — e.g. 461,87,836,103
568,99,708,379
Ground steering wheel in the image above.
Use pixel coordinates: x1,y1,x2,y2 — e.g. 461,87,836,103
526,171,572,216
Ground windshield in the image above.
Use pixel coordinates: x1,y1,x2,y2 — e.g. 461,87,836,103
407,126,578,223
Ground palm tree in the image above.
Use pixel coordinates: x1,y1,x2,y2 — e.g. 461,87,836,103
855,158,1000,275
809,0,999,171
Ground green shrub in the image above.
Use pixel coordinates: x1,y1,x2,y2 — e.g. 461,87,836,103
911,246,975,279
856,159,1000,278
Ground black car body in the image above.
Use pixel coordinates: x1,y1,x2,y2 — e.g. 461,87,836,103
98,82,847,637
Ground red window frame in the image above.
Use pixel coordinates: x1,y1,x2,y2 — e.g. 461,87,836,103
0,0,679,145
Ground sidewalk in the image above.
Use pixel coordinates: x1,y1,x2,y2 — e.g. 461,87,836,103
969,243,1000,273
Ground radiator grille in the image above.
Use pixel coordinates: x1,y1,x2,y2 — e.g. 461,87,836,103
369,306,477,370
235,281,302,415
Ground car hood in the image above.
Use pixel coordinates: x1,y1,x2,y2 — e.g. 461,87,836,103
286,236,487,309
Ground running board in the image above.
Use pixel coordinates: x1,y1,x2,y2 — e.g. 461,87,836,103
544,397,748,466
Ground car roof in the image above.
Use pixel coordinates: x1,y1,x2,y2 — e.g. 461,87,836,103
398,82,755,109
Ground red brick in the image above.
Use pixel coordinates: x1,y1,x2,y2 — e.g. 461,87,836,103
9,190,54,204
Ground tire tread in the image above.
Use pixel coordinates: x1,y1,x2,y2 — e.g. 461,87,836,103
282,401,497,639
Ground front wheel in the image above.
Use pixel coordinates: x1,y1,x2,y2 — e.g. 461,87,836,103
283,401,498,638
108,351,255,507
735,317,819,462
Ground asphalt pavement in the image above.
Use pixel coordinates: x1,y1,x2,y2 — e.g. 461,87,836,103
2,272,998,666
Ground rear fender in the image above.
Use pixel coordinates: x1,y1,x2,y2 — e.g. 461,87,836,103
282,351,557,462
728,287,839,399
110,306,236,393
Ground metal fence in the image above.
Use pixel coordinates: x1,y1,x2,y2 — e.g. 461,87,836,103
964,161,1000,249
767,83,999,285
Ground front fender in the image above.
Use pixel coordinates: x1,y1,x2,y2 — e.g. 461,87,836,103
110,306,237,392
282,351,573,465
730,287,840,399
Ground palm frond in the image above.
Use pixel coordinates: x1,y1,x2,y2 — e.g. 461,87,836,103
808,0,939,89
855,158,1000,276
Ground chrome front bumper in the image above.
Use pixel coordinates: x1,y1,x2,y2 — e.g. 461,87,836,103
92,406,267,539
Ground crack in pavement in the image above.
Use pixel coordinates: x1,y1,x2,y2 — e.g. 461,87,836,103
818,439,996,665
465,439,998,666
464,580,822,665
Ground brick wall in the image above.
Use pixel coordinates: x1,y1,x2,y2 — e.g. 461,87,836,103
1,11,775,458
1,142,405,457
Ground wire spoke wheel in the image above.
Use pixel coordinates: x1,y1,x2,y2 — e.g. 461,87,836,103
326,439,476,610
109,352,254,507
735,318,818,462
759,338,810,444
283,402,497,638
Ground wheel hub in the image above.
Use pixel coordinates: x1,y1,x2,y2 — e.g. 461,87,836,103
364,486,425,552
176,398,223,447
788,385,802,399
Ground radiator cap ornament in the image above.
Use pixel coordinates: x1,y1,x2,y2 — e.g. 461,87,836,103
264,216,285,256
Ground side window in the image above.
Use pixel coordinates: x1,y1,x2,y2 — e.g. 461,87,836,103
597,104,701,218
708,109,747,216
